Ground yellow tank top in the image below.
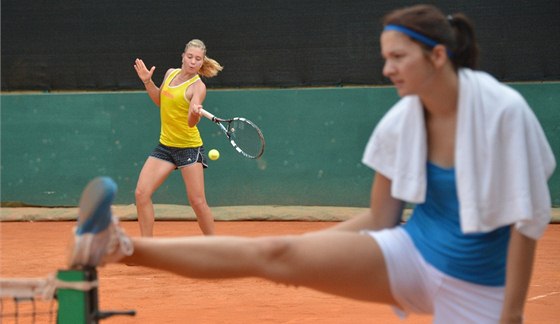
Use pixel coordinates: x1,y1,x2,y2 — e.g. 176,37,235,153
159,69,203,148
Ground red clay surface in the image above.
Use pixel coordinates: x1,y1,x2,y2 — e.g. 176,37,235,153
1,220,558,323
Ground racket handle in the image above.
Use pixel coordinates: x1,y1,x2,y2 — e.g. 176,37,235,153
201,109,215,121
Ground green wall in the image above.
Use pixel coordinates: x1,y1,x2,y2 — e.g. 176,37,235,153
2,84,559,207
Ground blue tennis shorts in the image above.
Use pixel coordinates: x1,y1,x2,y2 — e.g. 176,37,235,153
150,143,208,169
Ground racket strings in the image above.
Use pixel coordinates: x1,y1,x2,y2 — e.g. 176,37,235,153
228,119,264,158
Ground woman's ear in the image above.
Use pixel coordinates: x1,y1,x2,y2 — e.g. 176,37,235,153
431,44,449,68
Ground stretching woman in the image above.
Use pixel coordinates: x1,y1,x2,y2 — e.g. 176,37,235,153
71,5,555,323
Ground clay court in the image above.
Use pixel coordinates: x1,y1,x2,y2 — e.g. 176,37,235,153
1,206,559,323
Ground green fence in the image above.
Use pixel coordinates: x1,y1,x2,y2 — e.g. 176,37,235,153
2,83,558,207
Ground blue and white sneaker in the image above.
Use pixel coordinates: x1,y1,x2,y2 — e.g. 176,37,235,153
68,177,133,268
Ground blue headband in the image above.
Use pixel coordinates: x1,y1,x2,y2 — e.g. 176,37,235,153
384,24,453,57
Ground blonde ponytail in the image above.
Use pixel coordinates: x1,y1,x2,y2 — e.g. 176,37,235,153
200,56,223,78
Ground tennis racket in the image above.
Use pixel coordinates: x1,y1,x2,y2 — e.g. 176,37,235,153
201,109,265,159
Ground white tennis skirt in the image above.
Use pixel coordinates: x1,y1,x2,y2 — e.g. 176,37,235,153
362,226,505,324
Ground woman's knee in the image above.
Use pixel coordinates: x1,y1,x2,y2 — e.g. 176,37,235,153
187,195,208,210
253,237,297,281
135,186,152,203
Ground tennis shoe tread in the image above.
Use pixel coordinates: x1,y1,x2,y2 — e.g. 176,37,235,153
68,177,133,268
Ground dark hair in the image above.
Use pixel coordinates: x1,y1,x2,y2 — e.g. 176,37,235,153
382,4,479,69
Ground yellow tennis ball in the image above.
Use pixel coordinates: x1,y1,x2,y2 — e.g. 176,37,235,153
208,149,220,160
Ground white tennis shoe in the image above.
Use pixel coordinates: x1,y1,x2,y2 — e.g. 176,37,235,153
68,177,133,268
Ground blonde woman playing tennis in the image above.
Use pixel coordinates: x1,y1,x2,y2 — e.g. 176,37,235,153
133,39,223,236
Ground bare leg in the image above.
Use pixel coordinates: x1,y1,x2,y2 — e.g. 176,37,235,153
180,163,215,235
135,157,175,236
119,231,398,305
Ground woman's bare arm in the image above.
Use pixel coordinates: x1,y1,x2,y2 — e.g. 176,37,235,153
500,227,537,324
327,172,404,232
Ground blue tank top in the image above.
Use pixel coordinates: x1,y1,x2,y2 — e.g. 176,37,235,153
403,162,511,286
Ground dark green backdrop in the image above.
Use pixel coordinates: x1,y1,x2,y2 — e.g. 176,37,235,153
2,1,559,90
1,84,559,207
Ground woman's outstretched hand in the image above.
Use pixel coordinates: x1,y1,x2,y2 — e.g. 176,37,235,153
134,58,156,83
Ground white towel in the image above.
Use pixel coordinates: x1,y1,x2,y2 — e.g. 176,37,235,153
362,69,556,239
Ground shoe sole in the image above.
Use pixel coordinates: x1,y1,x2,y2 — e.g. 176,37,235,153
76,177,117,235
